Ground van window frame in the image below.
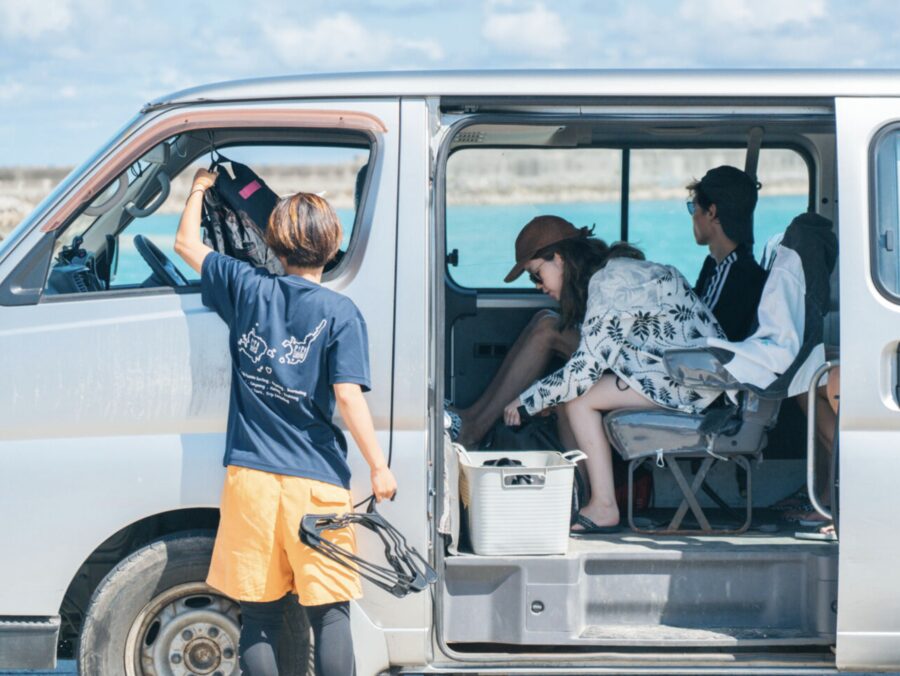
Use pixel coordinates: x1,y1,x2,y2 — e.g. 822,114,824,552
40,131,376,303
0,110,383,307
869,122,900,304
441,116,816,294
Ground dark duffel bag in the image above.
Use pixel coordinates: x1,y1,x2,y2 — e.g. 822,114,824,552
201,158,285,275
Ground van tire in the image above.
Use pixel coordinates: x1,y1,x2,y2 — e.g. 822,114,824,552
77,531,311,675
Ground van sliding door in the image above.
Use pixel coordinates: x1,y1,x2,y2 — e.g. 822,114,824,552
834,97,900,672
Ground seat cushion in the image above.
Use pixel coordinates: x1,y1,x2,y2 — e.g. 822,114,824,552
604,408,709,461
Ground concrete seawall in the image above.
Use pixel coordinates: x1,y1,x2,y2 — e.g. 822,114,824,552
0,149,808,242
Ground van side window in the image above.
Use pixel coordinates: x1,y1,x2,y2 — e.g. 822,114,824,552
445,148,622,289
445,142,811,290
872,128,900,299
44,136,370,297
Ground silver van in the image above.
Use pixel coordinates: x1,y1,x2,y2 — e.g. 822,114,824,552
1,70,899,674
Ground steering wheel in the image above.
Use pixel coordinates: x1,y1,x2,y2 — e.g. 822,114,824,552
133,234,189,287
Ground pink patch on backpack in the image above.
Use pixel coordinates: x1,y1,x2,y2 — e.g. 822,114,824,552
239,180,261,200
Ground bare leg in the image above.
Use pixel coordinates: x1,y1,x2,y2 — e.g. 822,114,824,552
797,386,835,459
556,405,590,505
826,366,840,414
455,309,578,446
555,405,578,451
564,375,659,529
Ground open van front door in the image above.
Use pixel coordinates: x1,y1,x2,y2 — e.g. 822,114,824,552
834,97,900,671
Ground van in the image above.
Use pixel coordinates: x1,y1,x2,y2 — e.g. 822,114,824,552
1,70,898,674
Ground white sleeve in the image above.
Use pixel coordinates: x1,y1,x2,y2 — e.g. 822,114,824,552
706,245,805,389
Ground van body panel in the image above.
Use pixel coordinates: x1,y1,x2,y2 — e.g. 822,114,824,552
834,96,900,671
0,433,225,614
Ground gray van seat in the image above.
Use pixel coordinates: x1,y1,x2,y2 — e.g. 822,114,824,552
605,213,838,535
605,351,780,534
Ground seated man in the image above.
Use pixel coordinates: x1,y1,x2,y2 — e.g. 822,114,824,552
688,166,768,341
449,166,767,446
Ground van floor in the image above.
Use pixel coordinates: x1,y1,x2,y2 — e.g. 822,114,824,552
453,507,837,555
566,526,837,552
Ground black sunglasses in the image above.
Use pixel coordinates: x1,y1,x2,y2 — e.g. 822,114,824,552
686,200,696,215
528,259,548,286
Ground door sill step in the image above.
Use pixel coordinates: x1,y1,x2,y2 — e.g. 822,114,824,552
578,624,833,647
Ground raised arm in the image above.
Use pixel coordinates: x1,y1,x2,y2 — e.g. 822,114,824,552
173,168,217,274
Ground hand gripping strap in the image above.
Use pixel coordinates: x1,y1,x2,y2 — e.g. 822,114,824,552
300,499,437,599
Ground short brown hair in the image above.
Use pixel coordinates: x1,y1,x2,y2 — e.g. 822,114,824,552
265,192,343,269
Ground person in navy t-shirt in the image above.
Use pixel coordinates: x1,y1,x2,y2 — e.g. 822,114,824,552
174,168,396,676
201,249,373,489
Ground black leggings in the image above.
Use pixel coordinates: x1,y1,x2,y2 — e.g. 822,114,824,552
239,596,354,676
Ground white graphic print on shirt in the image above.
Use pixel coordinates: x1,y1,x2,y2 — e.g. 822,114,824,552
238,327,277,364
237,319,328,403
280,319,328,365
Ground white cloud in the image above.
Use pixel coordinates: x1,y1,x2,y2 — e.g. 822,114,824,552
59,85,77,99
261,12,443,69
482,2,568,57
678,0,826,31
0,79,24,101
0,0,73,39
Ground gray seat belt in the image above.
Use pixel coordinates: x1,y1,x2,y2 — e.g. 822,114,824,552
745,126,764,180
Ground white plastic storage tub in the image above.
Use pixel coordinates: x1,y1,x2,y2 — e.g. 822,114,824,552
458,449,585,555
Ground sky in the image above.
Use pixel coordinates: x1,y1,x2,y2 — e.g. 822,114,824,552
2,0,900,166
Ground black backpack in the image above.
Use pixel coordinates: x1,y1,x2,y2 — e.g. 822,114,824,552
201,159,285,275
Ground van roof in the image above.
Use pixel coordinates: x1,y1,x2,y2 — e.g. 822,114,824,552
146,69,900,110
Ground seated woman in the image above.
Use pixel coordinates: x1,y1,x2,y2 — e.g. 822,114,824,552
500,217,725,533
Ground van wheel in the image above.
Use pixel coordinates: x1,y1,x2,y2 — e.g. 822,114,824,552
77,532,312,675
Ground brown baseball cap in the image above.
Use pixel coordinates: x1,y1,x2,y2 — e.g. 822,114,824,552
504,215,583,283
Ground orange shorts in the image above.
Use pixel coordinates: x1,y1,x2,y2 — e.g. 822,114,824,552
206,465,361,606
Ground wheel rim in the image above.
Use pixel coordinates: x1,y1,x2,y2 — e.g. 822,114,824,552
124,582,241,676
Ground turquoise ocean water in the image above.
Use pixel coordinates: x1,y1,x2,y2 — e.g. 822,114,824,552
114,195,806,288
447,194,807,289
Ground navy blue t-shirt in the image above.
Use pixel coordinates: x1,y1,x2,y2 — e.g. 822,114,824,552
201,252,371,488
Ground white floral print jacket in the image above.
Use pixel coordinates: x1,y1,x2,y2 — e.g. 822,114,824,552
519,258,725,415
